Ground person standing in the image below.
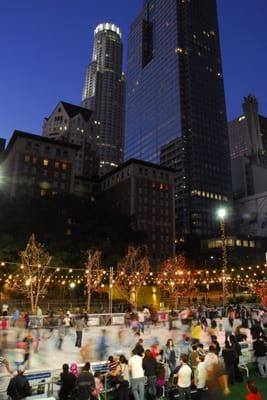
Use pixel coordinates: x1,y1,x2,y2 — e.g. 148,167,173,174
138,309,145,334
253,335,267,378
163,339,179,373
142,350,157,400
194,354,206,400
22,331,33,369
229,335,243,382
12,309,20,327
128,350,145,400
74,314,85,348
176,355,192,400
24,312,30,329
58,363,76,400
222,341,235,385
36,306,43,327
97,330,108,361
75,362,95,400
133,337,144,357
7,367,31,400
250,321,263,340
63,313,71,336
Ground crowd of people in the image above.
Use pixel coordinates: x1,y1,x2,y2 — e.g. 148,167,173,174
0,303,266,399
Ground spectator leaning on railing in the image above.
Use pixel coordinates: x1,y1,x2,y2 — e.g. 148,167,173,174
7,366,31,400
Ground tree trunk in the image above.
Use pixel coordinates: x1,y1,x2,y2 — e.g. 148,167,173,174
87,288,91,313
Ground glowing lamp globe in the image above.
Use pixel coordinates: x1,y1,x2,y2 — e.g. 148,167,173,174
217,208,227,219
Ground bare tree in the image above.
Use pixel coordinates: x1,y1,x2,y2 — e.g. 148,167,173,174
15,234,53,313
158,254,195,307
84,249,105,312
114,246,150,308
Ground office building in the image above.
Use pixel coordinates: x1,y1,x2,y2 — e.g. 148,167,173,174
229,95,267,198
82,23,125,175
125,0,232,238
0,130,78,197
43,101,99,178
100,159,175,260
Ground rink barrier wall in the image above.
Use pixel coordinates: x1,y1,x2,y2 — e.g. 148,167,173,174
0,311,170,327
0,361,109,400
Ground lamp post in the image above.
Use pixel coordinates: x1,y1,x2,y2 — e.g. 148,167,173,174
217,208,228,307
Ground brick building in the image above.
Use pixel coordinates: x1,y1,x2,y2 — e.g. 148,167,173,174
0,130,78,197
100,159,176,260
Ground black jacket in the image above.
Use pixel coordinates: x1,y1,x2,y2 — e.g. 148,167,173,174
59,372,76,399
7,374,31,400
75,371,95,400
253,339,267,357
222,348,235,366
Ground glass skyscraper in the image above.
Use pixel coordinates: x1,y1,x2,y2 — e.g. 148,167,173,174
82,23,125,175
125,0,232,237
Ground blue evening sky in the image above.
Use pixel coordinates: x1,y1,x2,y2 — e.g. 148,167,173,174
0,0,266,142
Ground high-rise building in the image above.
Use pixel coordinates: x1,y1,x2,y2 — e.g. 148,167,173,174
43,101,99,179
82,23,125,175
229,95,267,160
229,96,267,198
125,0,232,238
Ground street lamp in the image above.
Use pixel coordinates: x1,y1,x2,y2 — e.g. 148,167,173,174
217,207,228,306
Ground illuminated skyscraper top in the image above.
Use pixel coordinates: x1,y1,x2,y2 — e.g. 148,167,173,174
82,23,125,175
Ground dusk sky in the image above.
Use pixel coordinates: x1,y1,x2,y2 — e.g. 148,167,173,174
0,0,266,142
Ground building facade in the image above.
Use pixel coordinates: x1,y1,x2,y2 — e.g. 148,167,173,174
43,101,99,179
0,138,5,155
0,131,78,197
125,0,232,238
100,159,175,260
82,23,125,175
229,95,267,198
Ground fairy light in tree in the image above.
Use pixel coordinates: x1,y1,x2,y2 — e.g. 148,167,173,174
114,246,150,308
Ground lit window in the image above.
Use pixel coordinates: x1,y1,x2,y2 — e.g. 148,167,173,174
55,161,60,168
24,155,30,162
40,190,46,197
62,163,67,170
43,159,49,167
249,241,255,248
236,240,242,247
243,240,248,247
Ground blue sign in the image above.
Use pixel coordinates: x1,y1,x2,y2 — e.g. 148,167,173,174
26,372,51,381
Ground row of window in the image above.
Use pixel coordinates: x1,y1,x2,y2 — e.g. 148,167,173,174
208,239,256,249
24,155,68,170
139,167,170,180
191,189,228,202
25,142,69,158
